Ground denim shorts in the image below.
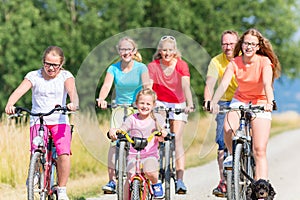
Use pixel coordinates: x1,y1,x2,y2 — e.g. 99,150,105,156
215,101,231,150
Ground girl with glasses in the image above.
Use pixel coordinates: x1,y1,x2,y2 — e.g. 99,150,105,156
5,46,79,200
97,36,150,194
210,28,281,184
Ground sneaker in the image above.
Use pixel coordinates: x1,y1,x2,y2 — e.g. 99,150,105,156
176,179,187,194
152,182,164,199
212,180,227,197
223,155,233,169
102,180,116,194
57,187,69,200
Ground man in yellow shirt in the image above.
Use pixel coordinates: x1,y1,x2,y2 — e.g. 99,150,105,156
203,30,239,197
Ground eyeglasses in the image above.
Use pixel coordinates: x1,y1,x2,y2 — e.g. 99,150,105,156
118,48,135,53
44,62,61,68
160,35,176,41
221,43,236,47
242,42,259,48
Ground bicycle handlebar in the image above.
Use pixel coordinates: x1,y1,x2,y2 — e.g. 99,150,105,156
154,106,195,114
9,105,76,118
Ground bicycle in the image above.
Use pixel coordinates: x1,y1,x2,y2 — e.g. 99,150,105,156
109,129,162,200
154,106,188,199
8,105,74,200
97,99,135,199
220,102,276,200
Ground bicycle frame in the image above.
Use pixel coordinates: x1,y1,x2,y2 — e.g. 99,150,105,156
221,104,263,200
98,101,135,199
155,106,185,199
112,130,161,200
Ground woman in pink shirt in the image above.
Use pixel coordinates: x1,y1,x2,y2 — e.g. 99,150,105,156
148,36,194,194
211,28,281,181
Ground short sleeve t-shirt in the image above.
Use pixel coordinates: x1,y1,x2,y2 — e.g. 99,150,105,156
25,69,73,125
228,55,273,104
148,58,190,103
121,113,165,159
206,53,238,101
107,61,148,104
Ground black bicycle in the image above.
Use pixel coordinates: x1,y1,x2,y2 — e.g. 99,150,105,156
220,102,276,200
9,106,74,200
154,106,187,199
97,100,135,199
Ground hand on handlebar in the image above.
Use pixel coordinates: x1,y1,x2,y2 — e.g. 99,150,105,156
5,105,16,115
96,98,108,109
210,102,220,114
108,128,119,141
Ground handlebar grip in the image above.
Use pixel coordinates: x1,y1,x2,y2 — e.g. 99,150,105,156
272,100,277,111
107,131,111,139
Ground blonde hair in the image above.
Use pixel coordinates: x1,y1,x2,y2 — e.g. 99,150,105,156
117,36,143,62
135,88,162,131
42,46,65,65
234,28,281,81
152,35,181,60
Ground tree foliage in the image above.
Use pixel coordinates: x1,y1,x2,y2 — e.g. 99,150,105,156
0,0,300,112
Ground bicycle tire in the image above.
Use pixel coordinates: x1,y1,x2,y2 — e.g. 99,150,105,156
48,147,58,200
225,169,232,200
130,179,141,200
28,151,46,200
233,143,247,200
117,141,126,200
164,140,171,200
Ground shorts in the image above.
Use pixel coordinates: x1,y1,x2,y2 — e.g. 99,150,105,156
126,156,158,174
30,124,72,156
230,98,272,120
215,101,231,150
156,100,188,122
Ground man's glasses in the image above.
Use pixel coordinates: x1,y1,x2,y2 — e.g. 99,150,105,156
44,62,61,68
118,48,135,53
221,43,236,47
160,35,176,41
242,42,259,48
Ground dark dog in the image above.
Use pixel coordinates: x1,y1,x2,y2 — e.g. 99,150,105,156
246,179,276,200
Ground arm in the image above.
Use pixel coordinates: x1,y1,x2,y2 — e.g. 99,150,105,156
211,66,234,113
97,72,114,108
203,76,217,110
182,76,194,112
263,65,274,111
141,71,151,89
5,79,32,114
65,77,79,111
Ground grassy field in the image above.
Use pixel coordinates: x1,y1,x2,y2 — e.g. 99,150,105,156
1,110,300,199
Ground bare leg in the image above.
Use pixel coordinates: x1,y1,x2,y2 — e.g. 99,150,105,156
171,120,186,180
57,154,70,186
251,118,271,180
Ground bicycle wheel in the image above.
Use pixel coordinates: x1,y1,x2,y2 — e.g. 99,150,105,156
117,141,127,200
28,151,46,200
130,179,141,200
233,143,247,200
225,169,232,200
158,142,165,182
48,148,58,200
164,140,171,200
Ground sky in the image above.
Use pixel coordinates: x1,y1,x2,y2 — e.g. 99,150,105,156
274,76,300,113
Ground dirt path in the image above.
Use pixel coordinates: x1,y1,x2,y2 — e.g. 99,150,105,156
87,129,300,200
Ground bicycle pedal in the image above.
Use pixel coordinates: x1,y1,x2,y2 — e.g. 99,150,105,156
176,189,187,195
104,190,116,194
